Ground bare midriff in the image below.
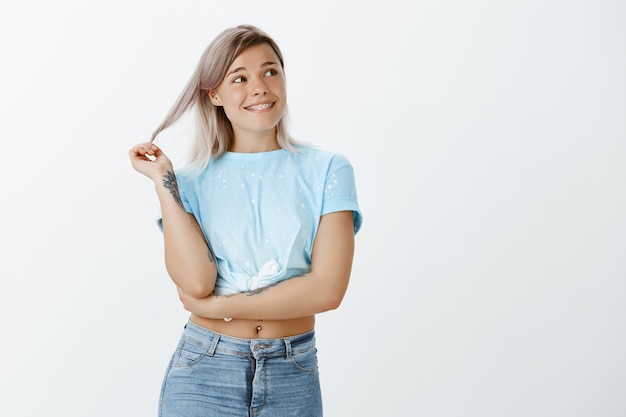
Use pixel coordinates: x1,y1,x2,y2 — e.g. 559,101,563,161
189,314,315,340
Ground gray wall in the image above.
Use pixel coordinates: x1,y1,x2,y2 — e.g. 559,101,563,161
1,0,624,416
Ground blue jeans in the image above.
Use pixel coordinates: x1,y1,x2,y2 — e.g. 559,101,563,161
159,320,323,416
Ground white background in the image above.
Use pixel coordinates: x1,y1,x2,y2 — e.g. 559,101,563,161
1,1,625,416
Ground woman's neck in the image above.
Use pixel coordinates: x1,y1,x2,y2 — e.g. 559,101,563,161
229,130,280,153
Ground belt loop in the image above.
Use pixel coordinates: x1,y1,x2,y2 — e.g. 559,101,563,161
207,332,220,356
284,337,292,359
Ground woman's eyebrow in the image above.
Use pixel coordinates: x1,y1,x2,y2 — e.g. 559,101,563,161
226,61,279,77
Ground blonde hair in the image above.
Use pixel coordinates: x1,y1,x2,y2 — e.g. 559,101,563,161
151,24,297,170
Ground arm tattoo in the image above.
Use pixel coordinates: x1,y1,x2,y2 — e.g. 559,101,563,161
246,275,305,296
162,171,184,210
247,281,280,296
207,245,215,263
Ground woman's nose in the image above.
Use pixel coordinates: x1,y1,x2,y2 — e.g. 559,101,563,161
250,78,268,95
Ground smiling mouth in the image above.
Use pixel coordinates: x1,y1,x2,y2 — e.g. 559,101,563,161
245,102,274,111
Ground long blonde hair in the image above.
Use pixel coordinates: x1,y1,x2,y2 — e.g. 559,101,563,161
151,24,296,170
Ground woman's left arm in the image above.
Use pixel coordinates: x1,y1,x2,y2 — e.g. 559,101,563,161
177,210,356,320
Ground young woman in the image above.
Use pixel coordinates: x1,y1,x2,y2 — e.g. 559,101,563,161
129,24,362,417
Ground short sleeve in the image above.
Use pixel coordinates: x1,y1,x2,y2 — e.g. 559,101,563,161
321,154,363,234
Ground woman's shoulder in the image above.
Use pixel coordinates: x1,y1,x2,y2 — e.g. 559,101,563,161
292,144,352,165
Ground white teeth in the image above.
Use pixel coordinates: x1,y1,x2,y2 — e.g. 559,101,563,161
247,103,273,110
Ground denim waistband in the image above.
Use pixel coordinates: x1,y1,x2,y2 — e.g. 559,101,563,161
182,320,316,359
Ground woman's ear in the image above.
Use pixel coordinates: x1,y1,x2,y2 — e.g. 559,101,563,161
208,91,222,106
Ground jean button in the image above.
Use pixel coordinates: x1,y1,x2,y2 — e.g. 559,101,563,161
253,344,260,351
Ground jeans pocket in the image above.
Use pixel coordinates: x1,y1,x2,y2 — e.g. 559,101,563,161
289,346,319,372
171,336,209,368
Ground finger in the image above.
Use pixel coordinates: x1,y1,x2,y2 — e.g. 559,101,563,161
129,143,152,156
129,144,161,162
149,144,165,158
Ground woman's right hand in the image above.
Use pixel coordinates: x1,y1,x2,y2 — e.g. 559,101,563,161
129,142,173,182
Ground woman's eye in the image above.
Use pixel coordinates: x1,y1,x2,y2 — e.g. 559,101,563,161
233,76,246,83
264,69,277,77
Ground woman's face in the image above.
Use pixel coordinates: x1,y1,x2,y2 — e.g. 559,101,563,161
211,43,286,140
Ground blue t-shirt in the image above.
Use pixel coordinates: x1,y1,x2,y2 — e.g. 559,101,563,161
171,145,362,295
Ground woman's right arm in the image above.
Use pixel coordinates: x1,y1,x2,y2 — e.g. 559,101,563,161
129,142,217,298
